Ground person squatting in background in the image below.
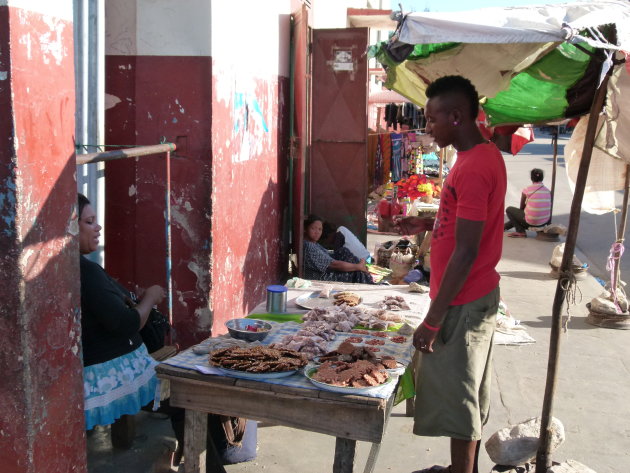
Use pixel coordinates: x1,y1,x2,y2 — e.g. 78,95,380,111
504,168,551,238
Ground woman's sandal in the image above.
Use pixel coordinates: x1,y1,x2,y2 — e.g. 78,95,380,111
507,232,527,238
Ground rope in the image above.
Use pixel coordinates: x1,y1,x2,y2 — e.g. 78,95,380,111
559,269,582,332
605,240,626,313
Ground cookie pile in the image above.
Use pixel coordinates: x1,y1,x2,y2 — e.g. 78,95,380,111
333,291,361,307
312,359,389,388
210,345,307,373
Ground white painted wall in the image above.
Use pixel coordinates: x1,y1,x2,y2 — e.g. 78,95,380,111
0,0,73,21
106,0,212,56
106,0,291,78
210,0,291,78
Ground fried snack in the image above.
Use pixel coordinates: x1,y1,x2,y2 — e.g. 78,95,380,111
210,345,308,373
333,291,361,307
312,359,389,387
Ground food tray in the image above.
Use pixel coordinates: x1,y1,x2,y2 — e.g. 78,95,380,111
295,291,363,310
214,365,301,380
304,367,392,395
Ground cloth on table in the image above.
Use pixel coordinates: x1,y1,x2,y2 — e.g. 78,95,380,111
165,321,416,400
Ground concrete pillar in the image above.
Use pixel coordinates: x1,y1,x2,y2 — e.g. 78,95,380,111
0,2,85,472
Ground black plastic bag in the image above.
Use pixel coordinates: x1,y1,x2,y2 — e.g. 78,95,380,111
140,308,171,353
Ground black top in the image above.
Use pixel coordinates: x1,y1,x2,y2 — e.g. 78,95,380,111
80,256,142,366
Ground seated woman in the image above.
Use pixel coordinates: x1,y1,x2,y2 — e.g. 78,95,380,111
78,194,184,458
303,214,373,284
504,167,551,238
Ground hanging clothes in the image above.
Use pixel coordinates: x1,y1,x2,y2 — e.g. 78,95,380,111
390,133,404,182
367,133,379,191
380,133,392,185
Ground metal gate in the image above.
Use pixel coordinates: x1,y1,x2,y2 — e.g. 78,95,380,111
310,28,368,242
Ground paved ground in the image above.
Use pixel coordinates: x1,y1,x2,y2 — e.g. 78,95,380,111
505,133,629,280
87,136,630,473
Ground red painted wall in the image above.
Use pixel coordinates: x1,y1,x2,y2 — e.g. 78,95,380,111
0,5,85,473
210,70,290,333
105,55,214,347
105,55,290,343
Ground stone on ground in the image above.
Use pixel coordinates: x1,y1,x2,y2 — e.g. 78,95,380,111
485,416,565,466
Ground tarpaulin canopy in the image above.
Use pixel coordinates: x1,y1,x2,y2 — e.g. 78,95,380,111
372,0,630,127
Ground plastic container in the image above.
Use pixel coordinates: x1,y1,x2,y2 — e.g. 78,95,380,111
266,285,287,313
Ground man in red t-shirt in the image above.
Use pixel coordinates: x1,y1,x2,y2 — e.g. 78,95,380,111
395,76,506,473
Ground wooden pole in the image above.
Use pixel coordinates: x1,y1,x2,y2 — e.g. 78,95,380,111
614,164,630,289
535,72,611,472
549,126,559,221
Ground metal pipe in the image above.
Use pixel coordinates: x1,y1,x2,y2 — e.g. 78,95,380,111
165,151,173,345
535,70,611,472
76,144,176,165
84,0,105,265
74,0,89,192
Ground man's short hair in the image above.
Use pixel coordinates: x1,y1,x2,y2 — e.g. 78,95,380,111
426,75,479,119
531,168,544,182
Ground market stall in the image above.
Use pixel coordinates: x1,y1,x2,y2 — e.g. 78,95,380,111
371,2,630,470
156,283,430,473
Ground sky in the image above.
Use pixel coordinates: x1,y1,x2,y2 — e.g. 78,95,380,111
398,0,579,12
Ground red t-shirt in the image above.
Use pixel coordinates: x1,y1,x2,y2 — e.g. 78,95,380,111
429,142,507,305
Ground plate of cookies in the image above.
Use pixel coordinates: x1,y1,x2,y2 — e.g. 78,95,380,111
295,290,363,310
304,359,392,395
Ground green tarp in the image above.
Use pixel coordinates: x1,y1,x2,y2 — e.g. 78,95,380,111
373,40,597,126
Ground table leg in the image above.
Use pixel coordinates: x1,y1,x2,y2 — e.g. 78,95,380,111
406,350,419,418
184,409,207,473
333,437,356,473
363,384,398,473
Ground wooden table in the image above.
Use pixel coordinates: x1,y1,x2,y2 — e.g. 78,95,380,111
156,364,397,473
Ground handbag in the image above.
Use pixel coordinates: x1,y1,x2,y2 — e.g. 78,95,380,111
139,307,172,354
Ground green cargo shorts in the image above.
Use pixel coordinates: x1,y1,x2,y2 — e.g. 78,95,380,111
413,286,500,441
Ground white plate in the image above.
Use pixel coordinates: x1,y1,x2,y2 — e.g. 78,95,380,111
304,367,392,394
295,291,363,310
214,365,301,380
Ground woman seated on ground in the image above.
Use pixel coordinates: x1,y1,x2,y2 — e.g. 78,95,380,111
303,214,374,284
504,167,551,238
78,193,184,460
